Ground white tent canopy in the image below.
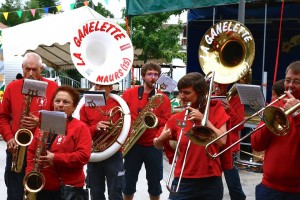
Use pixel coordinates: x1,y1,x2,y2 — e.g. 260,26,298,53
2,6,105,70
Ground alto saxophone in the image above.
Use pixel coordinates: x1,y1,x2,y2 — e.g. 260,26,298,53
23,129,50,200
122,93,164,157
11,94,34,173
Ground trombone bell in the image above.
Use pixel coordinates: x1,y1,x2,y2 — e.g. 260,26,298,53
185,126,216,146
263,106,289,136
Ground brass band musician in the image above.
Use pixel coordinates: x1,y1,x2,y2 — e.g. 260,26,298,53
0,52,58,200
79,84,125,200
26,86,91,199
122,61,172,200
251,61,300,200
154,72,230,200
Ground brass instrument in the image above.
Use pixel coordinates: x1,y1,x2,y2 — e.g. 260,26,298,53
122,93,164,157
185,71,217,146
206,93,300,159
23,130,47,200
92,106,124,152
166,102,191,194
12,95,34,173
199,20,255,84
185,20,256,146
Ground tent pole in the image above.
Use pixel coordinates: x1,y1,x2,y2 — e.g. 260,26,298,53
262,3,268,98
238,0,245,24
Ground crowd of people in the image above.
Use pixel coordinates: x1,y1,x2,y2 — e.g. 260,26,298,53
0,52,299,200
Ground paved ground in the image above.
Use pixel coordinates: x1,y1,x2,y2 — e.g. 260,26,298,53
0,140,262,199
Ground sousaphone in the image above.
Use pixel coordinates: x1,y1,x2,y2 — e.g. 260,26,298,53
70,18,133,162
199,20,255,84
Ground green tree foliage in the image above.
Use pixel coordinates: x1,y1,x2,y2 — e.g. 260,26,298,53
0,0,58,26
128,11,185,63
74,0,113,17
0,0,24,26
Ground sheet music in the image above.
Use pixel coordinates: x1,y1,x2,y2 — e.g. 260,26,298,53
40,110,67,135
156,73,177,93
22,79,48,97
84,91,106,107
236,83,265,108
211,96,228,103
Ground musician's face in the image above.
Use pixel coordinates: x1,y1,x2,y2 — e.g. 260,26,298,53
178,86,198,107
94,84,112,97
213,82,228,96
22,62,42,80
284,70,300,99
53,91,75,117
143,69,159,88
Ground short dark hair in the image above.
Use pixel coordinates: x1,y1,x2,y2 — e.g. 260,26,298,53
178,72,208,109
141,61,161,77
272,79,285,97
16,73,23,80
53,85,80,107
286,61,300,74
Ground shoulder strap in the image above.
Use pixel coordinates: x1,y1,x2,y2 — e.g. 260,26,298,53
138,86,156,100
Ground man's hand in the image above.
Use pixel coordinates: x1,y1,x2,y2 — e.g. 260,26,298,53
283,92,300,110
7,138,17,153
21,113,40,130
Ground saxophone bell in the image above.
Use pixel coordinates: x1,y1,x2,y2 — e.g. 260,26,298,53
11,129,33,173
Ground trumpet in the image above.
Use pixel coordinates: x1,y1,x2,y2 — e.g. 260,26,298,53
206,93,300,159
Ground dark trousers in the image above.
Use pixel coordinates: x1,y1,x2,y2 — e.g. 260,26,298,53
37,190,61,200
256,183,300,200
86,152,125,200
123,144,163,196
5,149,25,200
168,176,224,200
224,168,246,200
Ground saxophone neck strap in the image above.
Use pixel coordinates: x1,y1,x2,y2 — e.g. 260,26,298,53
138,86,156,101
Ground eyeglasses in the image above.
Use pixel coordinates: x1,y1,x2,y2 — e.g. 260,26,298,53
284,79,300,86
54,99,72,106
146,73,159,78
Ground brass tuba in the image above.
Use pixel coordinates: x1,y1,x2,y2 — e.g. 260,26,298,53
84,93,131,162
187,20,255,145
69,18,133,162
122,93,164,157
199,20,255,84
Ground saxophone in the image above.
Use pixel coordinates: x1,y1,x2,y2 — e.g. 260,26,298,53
12,94,35,173
23,130,49,200
122,93,164,157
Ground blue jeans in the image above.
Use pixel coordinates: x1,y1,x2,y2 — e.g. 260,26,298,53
256,183,300,200
5,149,26,200
86,152,125,200
123,144,163,196
168,176,223,200
224,167,246,200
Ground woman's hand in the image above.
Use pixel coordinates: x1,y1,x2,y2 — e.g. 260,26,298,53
187,107,203,122
154,125,171,149
38,150,54,167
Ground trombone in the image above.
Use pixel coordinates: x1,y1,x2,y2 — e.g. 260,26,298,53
166,71,215,194
205,93,300,159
